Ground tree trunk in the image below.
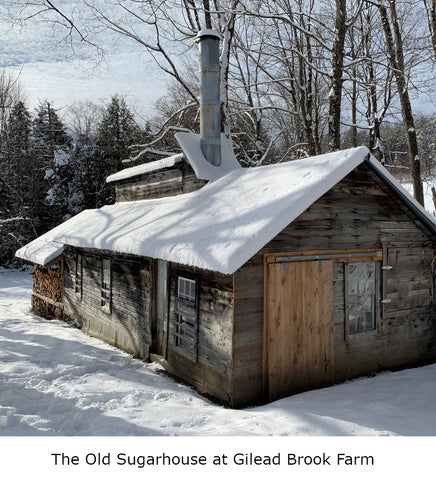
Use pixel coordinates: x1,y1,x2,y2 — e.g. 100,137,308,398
378,1,424,206
424,0,436,58
328,0,347,152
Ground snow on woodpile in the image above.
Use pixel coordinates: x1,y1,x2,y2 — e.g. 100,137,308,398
106,154,184,183
15,209,97,266
17,146,369,274
15,239,63,267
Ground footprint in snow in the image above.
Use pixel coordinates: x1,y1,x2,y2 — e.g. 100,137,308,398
153,391,171,402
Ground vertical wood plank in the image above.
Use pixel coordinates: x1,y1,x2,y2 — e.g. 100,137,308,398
266,259,334,401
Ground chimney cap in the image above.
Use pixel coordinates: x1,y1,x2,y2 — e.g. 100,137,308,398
196,29,221,41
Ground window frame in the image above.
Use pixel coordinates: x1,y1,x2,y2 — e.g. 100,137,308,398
345,261,379,336
173,276,198,361
101,257,112,313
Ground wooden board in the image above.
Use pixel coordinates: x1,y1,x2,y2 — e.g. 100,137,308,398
266,259,334,401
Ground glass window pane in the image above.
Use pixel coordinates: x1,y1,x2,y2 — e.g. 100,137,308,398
347,262,376,334
178,277,196,302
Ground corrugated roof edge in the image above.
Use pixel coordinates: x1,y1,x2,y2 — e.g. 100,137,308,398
364,154,436,236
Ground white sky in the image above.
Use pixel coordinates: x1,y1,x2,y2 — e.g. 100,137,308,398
1,10,169,119
1,2,434,128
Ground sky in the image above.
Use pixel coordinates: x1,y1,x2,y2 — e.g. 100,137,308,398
2,1,435,125
1,5,169,119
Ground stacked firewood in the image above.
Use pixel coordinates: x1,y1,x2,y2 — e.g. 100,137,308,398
32,265,63,302
31,295,63,320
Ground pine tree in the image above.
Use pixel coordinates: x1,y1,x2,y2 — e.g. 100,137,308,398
69,132,102,211
33,101,72,230
95,95,143,205
0,101,38,265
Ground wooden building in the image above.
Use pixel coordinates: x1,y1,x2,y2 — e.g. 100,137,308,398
16,138,436,407
14,30,436,407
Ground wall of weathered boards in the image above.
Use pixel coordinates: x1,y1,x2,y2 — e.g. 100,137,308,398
233,164,435,405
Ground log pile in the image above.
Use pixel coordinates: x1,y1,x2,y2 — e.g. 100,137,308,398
31,295,63,320
32,265,63,302
31,264,64,320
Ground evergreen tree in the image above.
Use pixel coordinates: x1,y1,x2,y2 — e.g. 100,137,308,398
33,101,72,230
69,132,102,211
95,95,143,205
0,101,38,265
6,101,34,213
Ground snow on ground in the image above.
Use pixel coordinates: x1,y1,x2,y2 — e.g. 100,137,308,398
1,269,436,436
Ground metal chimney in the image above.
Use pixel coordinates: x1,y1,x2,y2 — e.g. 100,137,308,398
197,29,221,166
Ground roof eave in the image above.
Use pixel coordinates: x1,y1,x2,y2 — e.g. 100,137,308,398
364,154,436,237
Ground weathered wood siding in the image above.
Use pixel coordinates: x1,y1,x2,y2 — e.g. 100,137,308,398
114,162,207,202
233,164,435,406
63,246,152,359
165,263,234,405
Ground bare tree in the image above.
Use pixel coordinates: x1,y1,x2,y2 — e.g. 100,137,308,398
66,99,104,140
423,0,436,58
0,69,24,141
328,0,348,151
375,0,424,205
343,4,394,161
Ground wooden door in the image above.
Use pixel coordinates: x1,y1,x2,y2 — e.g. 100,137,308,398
265,259,334,401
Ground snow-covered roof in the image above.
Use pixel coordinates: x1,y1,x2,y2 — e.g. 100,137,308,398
16,146,435,272
106,154,184,183
16,237,63,266
106,133,241,185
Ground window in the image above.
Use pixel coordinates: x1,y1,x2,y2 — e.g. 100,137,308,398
101,258,112,312
173,276,198,361
75,253,82,299
346,262,377,334
178,277,196,303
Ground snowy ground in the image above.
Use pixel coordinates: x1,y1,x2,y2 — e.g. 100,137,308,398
1,269,436,437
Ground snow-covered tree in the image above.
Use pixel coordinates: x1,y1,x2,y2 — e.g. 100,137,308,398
33,101,72,230
0,101,38,265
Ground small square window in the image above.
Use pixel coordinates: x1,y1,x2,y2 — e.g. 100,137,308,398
177,277,196,303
